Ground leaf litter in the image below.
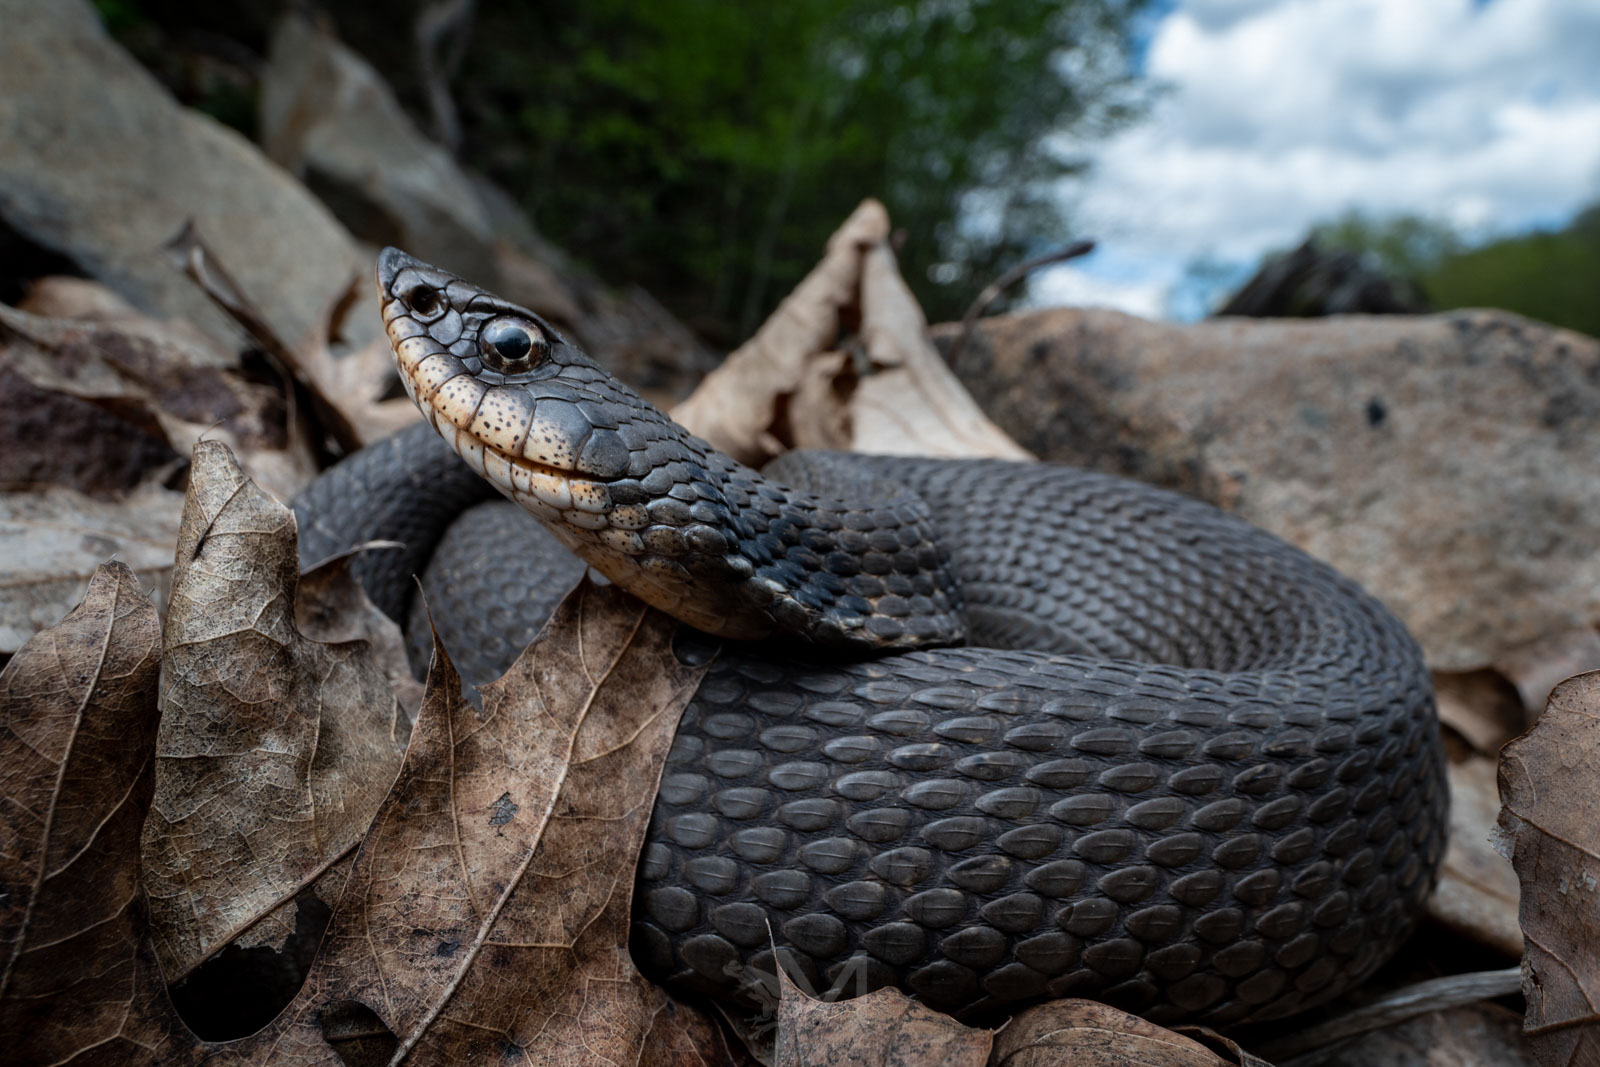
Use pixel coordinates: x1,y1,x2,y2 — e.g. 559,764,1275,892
140,440,411,992
0,195,1594,1064
0,451,729,1064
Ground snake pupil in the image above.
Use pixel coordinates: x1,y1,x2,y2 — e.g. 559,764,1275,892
482,318,539,369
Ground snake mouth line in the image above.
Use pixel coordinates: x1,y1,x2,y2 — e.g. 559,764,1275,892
399,367,625,532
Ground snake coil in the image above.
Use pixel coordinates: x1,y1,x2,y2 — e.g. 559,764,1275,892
291,249,1447,1027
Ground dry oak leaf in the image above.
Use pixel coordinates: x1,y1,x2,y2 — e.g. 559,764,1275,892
773,962,993,1066
1495,670,1600,1067
0,563,168,1064
140,440,410,985
671,199,1029,468
0,572,728,1064
992,1000,1232,1067
192,578,726,1065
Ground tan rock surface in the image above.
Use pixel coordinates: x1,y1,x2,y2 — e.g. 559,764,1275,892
940,308,1600,669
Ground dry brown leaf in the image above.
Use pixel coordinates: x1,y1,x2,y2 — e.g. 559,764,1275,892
769,973,1233,1067
1429,756,1524,957
849,240,1032,461
672,199,890,464
0,567,725,1065
991,1000,1230,1066
1434,669,1527,756
0,481,184,655
773,962,992,1066
154,577,720,1064
671,199,1029,471
1494,629,1600,725
0,563,167,1063
140,440,410,985
294,549,425,724
350,580,718,1062
1495,671,1600,1066
0,298,315,502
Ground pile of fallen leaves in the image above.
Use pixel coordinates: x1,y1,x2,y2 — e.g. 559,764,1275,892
1,204,1596,1067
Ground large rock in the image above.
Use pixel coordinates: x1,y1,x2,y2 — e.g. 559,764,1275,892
259,12,502,288
938,308,1600,670
257,13,718,402
0,0,375,361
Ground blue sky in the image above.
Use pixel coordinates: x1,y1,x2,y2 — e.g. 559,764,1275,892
1030,0,1600,319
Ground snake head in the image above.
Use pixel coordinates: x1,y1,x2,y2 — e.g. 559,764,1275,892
377,248,965,650
378,246,668,486
376,247,775,637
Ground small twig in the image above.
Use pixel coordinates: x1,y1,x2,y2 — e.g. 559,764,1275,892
1256,967,1524,1065
163,220,361,454
944,240,1095,367
415,0,476,154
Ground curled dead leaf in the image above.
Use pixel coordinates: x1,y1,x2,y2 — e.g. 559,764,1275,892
672,199,889,465
0,298,314,502
1495,670,1600,1066
166,222,418,453
140,440,410,992
849,240,1031,461
671,199,1028,470
769,966,1240,1067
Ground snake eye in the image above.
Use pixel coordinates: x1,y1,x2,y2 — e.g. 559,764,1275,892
403,285,443,319
480,317,548,373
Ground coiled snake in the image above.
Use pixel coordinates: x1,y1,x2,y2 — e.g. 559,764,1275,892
291,248,1446,1028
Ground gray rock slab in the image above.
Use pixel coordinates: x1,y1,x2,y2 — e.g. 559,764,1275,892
0,0,374,361
938,308,1600,670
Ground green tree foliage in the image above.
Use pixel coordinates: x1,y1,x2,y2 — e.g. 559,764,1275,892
1312,211,1466,283
454,0,1153,341
1307,206,1600,337
1424,205,1600,338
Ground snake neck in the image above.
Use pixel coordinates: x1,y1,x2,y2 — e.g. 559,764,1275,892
376,247,965,652
647,446,968,650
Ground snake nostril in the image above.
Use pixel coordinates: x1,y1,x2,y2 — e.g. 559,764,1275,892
405,285,441,317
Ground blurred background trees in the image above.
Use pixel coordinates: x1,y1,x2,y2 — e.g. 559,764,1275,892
84,0,1600,342
99,0,1153,345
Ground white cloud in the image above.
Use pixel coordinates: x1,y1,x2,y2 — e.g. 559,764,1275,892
1026,264,1169,319
1030,0,1600,319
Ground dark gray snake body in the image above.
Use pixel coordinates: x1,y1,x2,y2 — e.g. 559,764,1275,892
291,249,1446,1028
